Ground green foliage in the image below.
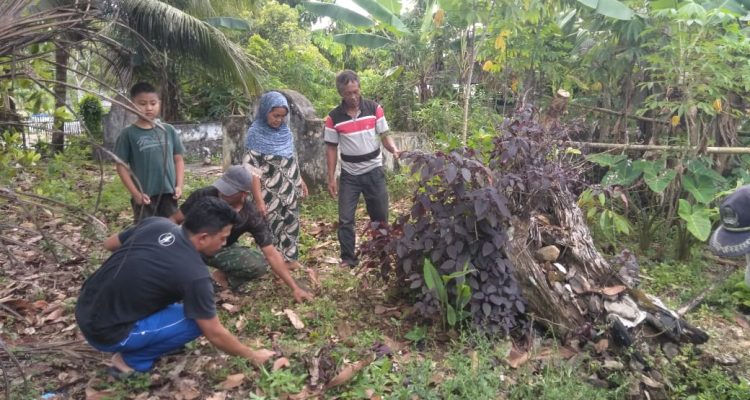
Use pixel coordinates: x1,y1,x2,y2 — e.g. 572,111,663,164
660,346,750,399
301,1,375,27
337,357,401,398
244,1,339,115
677,199,713,241
114,0,262,94
638,258,732,308
413,96,500,151
205,16,251,30
576,0,635,20
641,3,750,145
78,95,104,140
0,131,42,182
585,155,726,246
302,0,407,48
578,188,632,246
412,98,463,137
423,259,473,328
182,82,250,119
254,367,307,398
404,325,428,342
509,359,625,399
731,282,750,309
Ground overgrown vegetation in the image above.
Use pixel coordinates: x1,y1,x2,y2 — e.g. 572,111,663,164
3,0,750,398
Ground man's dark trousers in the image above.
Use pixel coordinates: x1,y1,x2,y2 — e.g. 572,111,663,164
338,167,388,266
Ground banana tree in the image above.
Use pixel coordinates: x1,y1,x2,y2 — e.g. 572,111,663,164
575,0,635,20
302,0,411,48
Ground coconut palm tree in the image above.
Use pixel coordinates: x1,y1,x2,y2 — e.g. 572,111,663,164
1,0,260,151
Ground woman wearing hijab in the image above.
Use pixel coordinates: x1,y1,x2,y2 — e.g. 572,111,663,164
244,91,308,270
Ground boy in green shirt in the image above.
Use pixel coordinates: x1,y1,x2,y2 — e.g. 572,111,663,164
114,82,185,223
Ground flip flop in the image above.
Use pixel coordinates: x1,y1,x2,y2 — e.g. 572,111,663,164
106,366,138,381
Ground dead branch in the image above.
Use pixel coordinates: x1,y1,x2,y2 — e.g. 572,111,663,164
677,265,741,316
17,200,61,264
0,188,107,233
0,336,27,393
10,340,100,361
0,302,23,320
704,253,745,269
0,236,20,270
0,230,84,260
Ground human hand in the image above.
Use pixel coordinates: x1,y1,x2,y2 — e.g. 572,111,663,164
173,186,182,200
134,193,151,205
256,201,267,217
300,180,309,199
249,348,276,367
293,287,314,303
393,150,401,159
327,179,337,198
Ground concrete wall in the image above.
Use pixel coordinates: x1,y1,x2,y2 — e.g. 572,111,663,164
103,102,223,160
175,122,222,159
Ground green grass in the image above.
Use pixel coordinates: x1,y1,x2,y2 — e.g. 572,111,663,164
300,189,338,221
509,359,627,400
660,345,750,399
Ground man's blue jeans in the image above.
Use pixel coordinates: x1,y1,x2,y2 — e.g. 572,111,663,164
338,167,389,265
85,304,202,372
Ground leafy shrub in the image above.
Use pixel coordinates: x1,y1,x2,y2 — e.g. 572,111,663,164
732,282,750,310
182,82,250,120
413,95,503,152
78,95,103,140
1,130,41,182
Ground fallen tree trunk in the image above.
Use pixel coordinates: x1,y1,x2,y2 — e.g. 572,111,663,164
507,187,709,345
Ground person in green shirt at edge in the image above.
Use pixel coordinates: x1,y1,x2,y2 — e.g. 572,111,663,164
114,82,185,223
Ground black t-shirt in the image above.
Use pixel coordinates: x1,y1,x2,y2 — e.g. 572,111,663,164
180,186,273,248
75,217,216,345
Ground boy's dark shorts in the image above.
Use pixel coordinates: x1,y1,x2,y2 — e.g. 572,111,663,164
131,193,178,223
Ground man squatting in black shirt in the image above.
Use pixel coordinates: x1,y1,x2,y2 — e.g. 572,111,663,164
75,197,279,374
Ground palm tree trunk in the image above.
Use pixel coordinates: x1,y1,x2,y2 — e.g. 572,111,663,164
51,44,68,153
161,63,180,122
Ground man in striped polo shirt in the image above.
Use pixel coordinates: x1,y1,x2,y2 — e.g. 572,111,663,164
325,70,401,267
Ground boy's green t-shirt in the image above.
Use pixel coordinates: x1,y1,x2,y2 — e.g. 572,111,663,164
114,123,184,196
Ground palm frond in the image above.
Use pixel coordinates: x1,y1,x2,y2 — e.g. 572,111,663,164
108,0,261,94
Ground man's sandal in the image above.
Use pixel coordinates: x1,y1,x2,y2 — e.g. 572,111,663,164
106,366,139,381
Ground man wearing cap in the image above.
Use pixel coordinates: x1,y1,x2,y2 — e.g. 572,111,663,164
709,185,750,287
172,165,312,302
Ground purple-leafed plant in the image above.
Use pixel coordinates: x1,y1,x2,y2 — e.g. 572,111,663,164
359,103,586,335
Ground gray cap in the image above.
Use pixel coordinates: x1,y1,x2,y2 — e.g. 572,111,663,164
213,165,253,196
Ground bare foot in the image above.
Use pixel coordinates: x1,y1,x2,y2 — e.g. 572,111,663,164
111,353,134,373
212,270,229,288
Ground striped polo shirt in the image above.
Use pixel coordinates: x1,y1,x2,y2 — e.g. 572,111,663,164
324,98,389,175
